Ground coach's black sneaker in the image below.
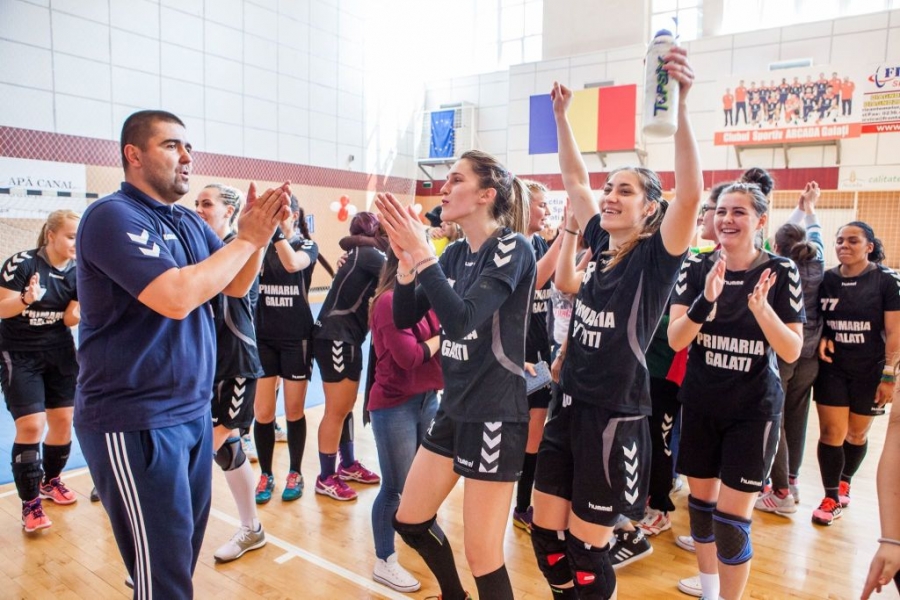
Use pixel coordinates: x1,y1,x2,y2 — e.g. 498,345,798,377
609,528,653,569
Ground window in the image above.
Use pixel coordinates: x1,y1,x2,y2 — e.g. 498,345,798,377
650,0,702,42
721,0,893,36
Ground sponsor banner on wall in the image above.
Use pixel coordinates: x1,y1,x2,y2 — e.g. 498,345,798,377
713,61,900,146
838,165,900,190
0,157,87,192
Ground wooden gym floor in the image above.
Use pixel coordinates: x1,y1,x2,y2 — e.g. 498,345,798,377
0,402,895,599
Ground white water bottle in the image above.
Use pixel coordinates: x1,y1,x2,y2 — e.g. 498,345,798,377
643,29,679,137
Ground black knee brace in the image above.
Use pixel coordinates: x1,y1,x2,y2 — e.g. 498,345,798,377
712,509,753,565
214,437,246,472
392,513,465,598
566,532,616,600
688,495,716,543
11,446,43,502
531,524,572,587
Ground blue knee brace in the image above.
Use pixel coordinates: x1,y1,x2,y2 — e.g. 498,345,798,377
712,509,753,565
688,495,716,543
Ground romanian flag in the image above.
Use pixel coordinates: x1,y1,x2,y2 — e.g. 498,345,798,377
529,84,637,155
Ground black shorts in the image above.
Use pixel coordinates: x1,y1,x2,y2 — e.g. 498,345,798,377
535,392,650,527
313,339,362,383
211,376,258,430
676,404,780,493
258,338,313,381
814,362,884,416
422,406,527,482
1,346,78,420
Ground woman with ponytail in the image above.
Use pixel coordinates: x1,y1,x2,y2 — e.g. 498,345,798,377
813,220,900,526
0,210,81,532
375,149,535,600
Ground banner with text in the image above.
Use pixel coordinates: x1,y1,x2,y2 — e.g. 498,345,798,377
712,61,900,146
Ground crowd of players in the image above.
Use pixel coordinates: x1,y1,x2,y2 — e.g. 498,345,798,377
2,47,899,600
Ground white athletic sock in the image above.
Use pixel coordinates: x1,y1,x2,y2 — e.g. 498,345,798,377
224,460,260,531
699,572,720,600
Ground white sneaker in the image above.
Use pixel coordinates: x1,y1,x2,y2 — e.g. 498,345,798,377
274,423,287,443
241,435,258,463
636,507,672,536
754,491,797,516
214,525,267,562
677,574,703,597
373,553,421,592
675,534,695,552
671,476,684,494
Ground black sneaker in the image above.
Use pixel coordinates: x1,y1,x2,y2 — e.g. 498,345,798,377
609,528,653,570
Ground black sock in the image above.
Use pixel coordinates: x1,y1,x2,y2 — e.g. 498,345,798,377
393,514,466,600
475,565,513,600
286,417,307,473
516,452,537,512
339,413,355,467
841,440,868,483
254,420,276,475
817,442,843,501
42,442,71,482
11,443,42,502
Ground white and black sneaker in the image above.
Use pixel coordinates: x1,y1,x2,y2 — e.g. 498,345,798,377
609,528,653,570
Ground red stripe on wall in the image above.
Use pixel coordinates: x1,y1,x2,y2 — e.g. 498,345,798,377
597,85,636,152
0,126,415,194
416,167,840,196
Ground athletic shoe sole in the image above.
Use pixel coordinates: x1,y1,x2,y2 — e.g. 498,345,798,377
611,545,653,570
812,511,842,526
214,537,267,563
23,519,52,533
675,535,696,552
373,573,422,593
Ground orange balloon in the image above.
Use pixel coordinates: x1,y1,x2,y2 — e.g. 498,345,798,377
338,206,349,221
340,195,350,207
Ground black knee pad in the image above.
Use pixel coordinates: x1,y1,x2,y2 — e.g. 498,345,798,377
712,510,752,565
392,513,445,550
688,495,716,543
565,532,616,600
531,524,571,587
214,437,246,472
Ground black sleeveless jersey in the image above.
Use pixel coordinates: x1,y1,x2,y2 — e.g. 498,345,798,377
256,236,318,341
818,264,900,377
673,250,805,419
315,244,385,345
560,214,683,414
0,248,77,352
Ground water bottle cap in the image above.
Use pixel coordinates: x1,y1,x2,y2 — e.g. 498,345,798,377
654,29,674,37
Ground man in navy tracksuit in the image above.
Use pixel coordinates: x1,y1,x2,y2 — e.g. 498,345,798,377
74,110,289,599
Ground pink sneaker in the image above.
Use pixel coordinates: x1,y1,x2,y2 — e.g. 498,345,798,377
315,474,358,501
812,497,842,526
40,477,77,505
338,461,381,484
22,498,52,532
838,481,851,508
